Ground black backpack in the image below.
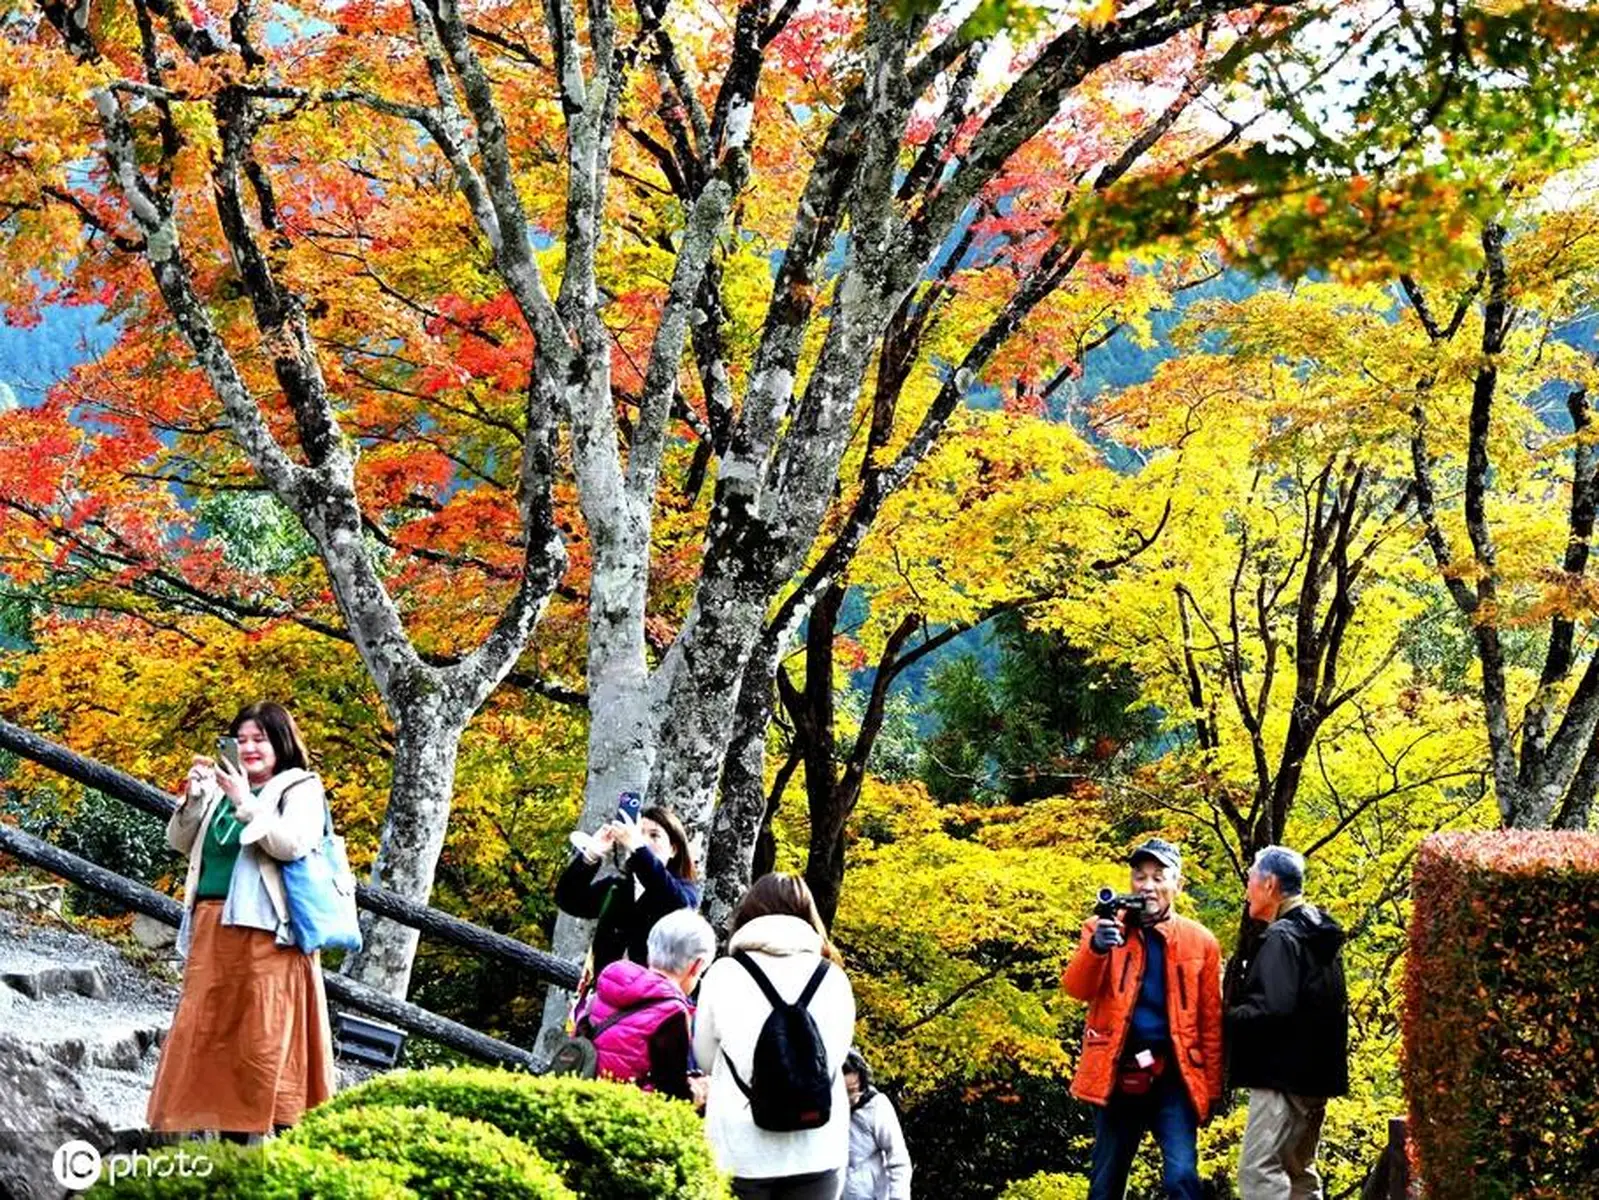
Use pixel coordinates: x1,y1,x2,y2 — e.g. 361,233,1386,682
722,950,835,1132
545,994,672,1079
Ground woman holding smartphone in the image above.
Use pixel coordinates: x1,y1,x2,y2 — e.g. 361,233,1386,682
146,701,337,1139
555,800,701,988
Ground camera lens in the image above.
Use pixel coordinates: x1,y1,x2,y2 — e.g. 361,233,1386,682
1097,887,1115,904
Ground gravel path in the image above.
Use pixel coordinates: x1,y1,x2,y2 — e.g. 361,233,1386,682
0,901,382,1135
0,905,179,1134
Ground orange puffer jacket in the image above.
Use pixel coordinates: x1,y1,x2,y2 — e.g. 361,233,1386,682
1059,912,1224,1122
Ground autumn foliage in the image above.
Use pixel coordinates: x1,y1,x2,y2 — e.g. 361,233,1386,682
1404,832,1599,1200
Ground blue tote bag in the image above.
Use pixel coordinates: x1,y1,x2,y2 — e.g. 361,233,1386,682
281,804,363,954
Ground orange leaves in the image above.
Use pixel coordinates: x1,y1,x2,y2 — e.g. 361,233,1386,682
403,486,517,546
355,443,454,512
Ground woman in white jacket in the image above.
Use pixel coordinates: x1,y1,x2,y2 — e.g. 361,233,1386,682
694,873,856,1200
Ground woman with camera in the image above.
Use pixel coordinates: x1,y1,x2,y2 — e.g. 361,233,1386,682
145,701,336,1138
555,802,701,995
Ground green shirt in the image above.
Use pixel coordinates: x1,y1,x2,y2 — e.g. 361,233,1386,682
194,798,247,900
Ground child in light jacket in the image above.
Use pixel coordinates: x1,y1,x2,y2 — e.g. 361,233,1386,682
842,1048,911,1200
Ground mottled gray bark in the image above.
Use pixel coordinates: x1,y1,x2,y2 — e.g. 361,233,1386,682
347,691,466,995
703,642,782,933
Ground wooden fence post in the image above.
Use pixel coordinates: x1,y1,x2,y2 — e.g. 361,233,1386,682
1387,1117,1409,1200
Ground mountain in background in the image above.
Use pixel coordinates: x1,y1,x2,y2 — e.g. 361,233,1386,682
0,304,114,406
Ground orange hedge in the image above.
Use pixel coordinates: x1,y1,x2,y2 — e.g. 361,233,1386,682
1404,831,1599,1200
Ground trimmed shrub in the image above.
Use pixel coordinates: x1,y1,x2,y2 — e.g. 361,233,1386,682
997,1173,1089,1200
1405,831,1599,1200
85,1140,414,1198
286,1104,573,1199
321,1065,730,1199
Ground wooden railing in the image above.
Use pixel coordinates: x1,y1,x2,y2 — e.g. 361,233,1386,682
0,717,581,1071
1360,1117,1411,1200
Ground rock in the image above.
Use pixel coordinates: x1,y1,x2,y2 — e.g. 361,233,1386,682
130,914,176,952
0,966,109,1002
13,885,64,917
0,1032,114,1200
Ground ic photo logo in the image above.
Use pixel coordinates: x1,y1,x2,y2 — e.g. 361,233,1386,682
52,1139,214,1191
51,1141,100,1191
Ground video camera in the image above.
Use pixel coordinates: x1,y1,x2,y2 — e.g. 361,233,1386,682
1093,887,1150,925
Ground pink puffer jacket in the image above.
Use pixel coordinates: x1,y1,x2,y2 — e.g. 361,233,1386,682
579,959,691,1085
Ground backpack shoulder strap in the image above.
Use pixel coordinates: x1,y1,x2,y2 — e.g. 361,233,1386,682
798,959,831,1008
732,950,789,1009
721,1048,754,1100
585,994,675,1041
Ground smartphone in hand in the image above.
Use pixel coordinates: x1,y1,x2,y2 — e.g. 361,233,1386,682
616,791,643,823
215,735,242,775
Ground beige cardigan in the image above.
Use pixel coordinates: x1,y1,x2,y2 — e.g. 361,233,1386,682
169,767,326,955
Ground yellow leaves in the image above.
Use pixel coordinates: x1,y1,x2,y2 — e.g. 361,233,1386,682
826,777,1092,1097
843,407,1105,652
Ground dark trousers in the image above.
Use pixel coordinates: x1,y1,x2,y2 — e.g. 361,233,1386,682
1088,1072,1201,1200
731,1168,842,1200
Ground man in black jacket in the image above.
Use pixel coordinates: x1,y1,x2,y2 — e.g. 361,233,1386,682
1228,846,1348,1199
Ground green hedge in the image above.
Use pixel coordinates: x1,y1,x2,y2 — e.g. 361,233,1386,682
321,1066,729,1199
84,1140,414,1199
1405,831,1599,1199
286,1104,573,1199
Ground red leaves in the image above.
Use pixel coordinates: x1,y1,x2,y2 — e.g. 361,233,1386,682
0,400,79,506
1422,829,1599,876
765,10,860,85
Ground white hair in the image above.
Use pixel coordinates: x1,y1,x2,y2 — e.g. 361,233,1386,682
647,909,716,974
1253,845,1306,895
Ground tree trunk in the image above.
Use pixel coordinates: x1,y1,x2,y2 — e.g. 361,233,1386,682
344,694,467,997
538,526,656,1044
703,645,781,933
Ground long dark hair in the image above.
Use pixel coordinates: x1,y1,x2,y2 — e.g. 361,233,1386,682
731,872,840,963
641,805,697,883
229,702,311,775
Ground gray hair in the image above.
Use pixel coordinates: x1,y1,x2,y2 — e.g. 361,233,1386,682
647,909,716,974
1252,845,1306,895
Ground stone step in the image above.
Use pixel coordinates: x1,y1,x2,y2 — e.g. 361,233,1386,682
4,991,170,1072
1,962,109,1001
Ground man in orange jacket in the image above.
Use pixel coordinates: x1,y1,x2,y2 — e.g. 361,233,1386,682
1061,839,1224,1200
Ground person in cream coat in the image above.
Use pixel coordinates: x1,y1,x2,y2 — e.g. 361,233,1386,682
694,873,856,1200
145,701,336,1138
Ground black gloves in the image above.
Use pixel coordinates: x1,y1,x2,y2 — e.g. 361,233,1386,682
1091,919,1126,954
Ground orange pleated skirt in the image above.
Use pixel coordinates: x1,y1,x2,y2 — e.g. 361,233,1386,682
146,901,335,1134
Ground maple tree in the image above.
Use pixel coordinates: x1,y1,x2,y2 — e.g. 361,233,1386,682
2,0,1596,1017
1198,211,1599,831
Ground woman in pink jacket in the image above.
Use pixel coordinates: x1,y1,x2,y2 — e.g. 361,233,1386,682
578,908,716,1101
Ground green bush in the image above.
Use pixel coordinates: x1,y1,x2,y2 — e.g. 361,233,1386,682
997,1173,1090,1200
902,1068,1094,1197
85,1140,414,1198
286,1104,573,1199
1405,831,1599,1200
321,1065,730,1199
